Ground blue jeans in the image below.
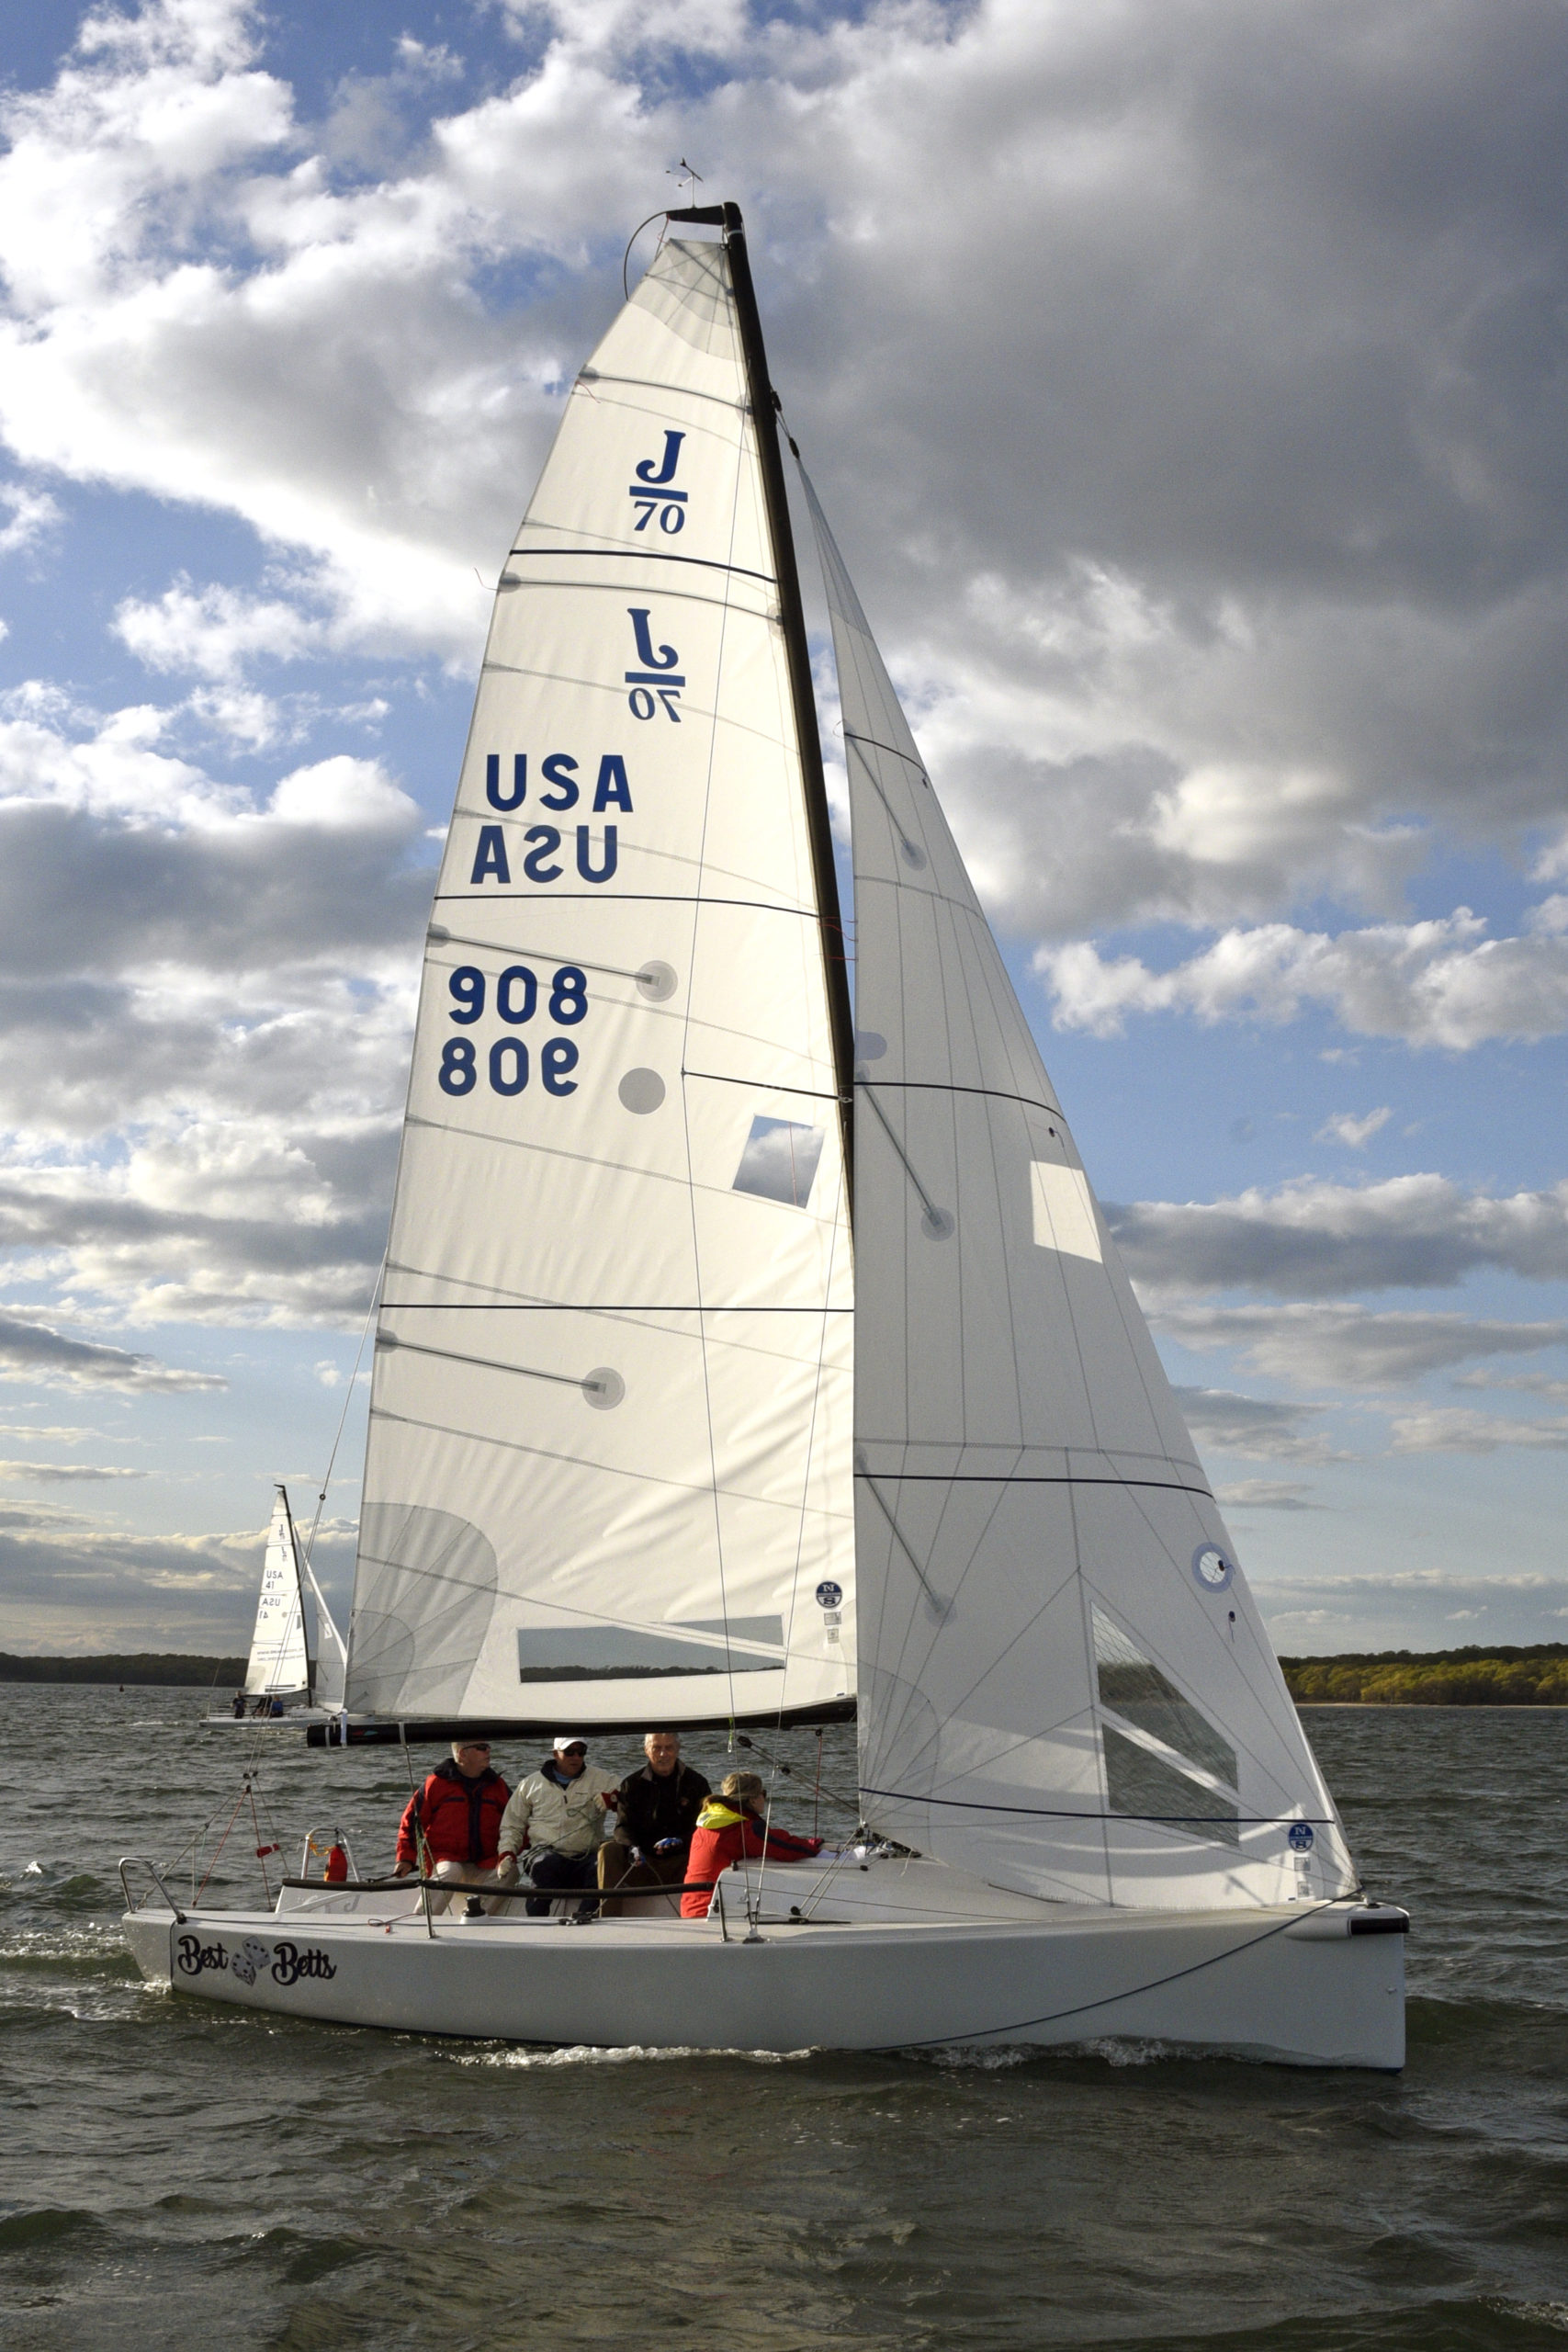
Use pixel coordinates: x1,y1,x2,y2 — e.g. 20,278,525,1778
522,1849,598,1917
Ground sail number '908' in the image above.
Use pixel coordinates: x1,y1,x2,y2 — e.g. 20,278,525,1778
438,964,586,1099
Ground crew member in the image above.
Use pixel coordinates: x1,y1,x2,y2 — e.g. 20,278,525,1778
496,1736,620,1917
681,1771,823,1919
394,1738,513,1914
598,1731,709,1916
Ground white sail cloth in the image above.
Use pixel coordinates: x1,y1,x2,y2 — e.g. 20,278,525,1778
344,240,853,1727
802,473,1352,1910
244,1489,310,1699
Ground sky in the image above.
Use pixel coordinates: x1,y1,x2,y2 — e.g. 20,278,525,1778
0,0,1566,1661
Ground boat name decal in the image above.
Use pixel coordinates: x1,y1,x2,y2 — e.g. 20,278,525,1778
175,1934,230,1977
629,430,687,533
175,1933,338,1986
270,1940,339,1986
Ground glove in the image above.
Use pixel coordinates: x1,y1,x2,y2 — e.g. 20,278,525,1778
653,1838,680,1855
493,1854,519,1885
628,1846,645,1867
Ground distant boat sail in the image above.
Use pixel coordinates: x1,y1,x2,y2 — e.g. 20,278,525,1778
125,204,1407,2064
242,1487,310,1702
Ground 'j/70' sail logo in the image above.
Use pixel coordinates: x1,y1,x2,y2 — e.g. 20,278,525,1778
629,430,685,533
626,608,683,721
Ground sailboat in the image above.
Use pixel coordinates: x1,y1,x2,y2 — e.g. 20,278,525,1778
209,1484,349,1723
122,203,1406,2064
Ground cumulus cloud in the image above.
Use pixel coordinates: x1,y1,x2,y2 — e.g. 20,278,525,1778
1388,1407,1568,1454
113,579,318,680
0,1505,360,1649
1,0,1568,923
1111,1176,1568,1297
1040,916,1568,1046
0,1309,222,1390
0,687,425,1323
0,1459,147,1481
1158,1301,1568,1389
1258,1567,1568,1647
1172,1385,1344,1464
1213,1479,1325,1512
0,482,62,560
1315,1107,1393,1149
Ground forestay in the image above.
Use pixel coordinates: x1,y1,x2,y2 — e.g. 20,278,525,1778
802,474,1352,1909
344,237,854,1729
244,1488,310,1699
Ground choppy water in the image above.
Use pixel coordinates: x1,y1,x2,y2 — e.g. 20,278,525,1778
2,1687,1566,2349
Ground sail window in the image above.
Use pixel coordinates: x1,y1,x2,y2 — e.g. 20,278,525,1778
1101,1727,1241,1849
1092,1606,1238,1788
1031,1161,1101,1261
517,1617,784,1683
733,1116,825,1208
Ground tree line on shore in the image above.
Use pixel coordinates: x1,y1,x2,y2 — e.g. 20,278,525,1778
0,1653,246,1686
1280,1643,1568,1706
7,1643,1568,1704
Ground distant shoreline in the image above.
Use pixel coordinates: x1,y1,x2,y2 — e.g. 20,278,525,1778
0,1653,244,1687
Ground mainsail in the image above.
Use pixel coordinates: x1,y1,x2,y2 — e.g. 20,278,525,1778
244,1487,310,1700
344,226,855,1728
803,476,1353,1910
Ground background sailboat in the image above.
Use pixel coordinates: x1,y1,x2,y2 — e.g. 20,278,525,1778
216,1484,350,1722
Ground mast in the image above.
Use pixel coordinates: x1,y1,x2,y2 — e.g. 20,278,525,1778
279,1484,314,1707
669,202,855,1209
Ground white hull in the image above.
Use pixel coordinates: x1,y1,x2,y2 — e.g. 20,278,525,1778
123,1857,1405,2068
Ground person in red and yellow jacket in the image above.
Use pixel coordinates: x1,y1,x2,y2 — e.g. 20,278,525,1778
394,1738,513,1914
681,1770,823,1918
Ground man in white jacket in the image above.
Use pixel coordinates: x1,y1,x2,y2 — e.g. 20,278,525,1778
496,1735,621,1916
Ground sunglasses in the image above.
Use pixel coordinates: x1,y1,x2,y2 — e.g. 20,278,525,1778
459,1741,491,1752
560,1744,588,1757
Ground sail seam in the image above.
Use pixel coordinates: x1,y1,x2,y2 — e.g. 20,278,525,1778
861,1787,1336,1826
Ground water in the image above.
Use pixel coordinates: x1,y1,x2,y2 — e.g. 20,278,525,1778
2,1689,1566,2349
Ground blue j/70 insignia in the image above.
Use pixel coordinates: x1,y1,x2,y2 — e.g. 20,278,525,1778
629,430,687,533
626,608,683,720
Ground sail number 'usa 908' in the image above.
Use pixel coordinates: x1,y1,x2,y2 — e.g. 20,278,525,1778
438,964,586,1099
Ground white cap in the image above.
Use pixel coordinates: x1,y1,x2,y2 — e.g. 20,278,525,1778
553,1732,589,1752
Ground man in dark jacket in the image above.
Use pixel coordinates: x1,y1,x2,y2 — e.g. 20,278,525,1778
597,1732,710,1916
394,1738,513,1914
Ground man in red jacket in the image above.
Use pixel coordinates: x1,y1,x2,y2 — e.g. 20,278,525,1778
681,1770,823,1918
394,1738,513,1914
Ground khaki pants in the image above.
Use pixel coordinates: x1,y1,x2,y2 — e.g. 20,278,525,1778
596,1842,687,1919
430,1859,515,1917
